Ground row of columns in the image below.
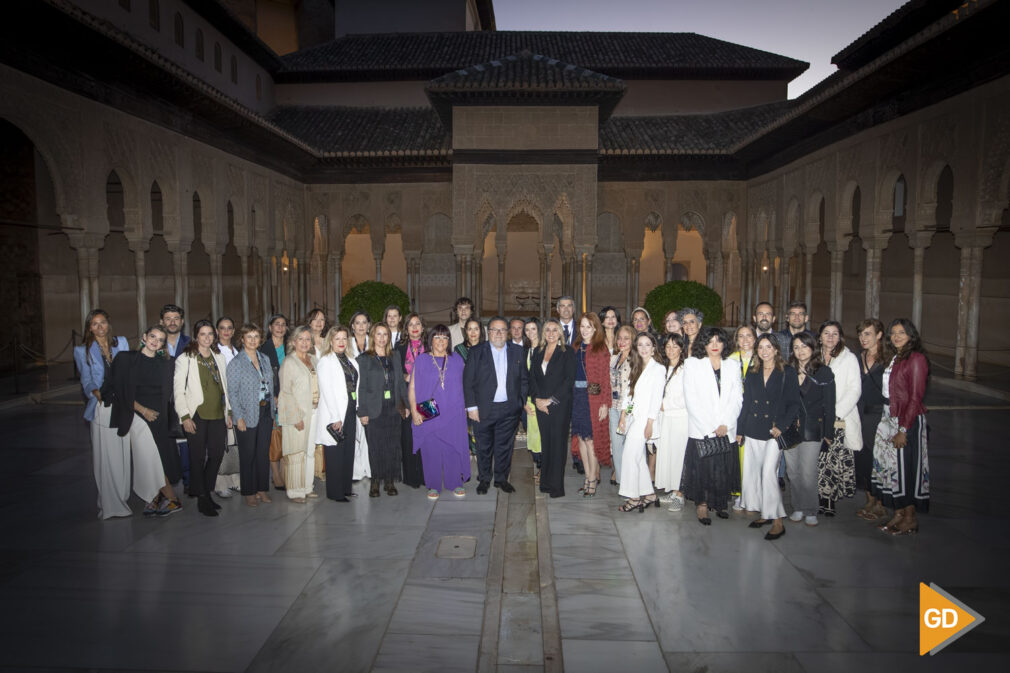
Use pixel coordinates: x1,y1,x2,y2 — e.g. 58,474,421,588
69,230,314,339
727,235,991,380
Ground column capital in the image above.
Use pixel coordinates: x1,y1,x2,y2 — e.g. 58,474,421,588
67,232,105,250
955,229,996,250
861,235,889,251
165,239,192,255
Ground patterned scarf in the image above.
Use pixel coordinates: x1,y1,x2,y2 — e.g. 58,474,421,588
405,339,425,375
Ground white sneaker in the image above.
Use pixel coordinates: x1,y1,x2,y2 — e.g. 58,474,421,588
805,515,819,527
732,496,744,512
216,489,234,498
659,493,675,503
667,495,684,512
789,511,804,522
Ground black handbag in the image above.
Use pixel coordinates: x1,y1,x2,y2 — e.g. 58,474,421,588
696,434,733,459
774,371,804,450
776,421,803,450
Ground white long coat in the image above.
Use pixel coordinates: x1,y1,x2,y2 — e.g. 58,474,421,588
683,357,742,440
828,346,863,451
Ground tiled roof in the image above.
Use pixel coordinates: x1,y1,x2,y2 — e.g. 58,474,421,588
831,0,965,70
277,31,808,81
426,50,625,92
599,101,795,154
265,102,795,158
265,106,450,157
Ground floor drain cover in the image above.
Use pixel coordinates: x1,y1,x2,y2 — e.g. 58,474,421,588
435,535,477,559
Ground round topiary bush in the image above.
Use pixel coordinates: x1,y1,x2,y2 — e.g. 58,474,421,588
338,281,409,327
643,281,724,328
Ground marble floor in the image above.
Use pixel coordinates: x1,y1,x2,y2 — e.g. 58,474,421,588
0,380,1008,672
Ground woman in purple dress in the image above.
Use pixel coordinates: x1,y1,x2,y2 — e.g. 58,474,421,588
409,324,471,499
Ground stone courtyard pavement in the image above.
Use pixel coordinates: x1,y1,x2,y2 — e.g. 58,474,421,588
0,381,1008,673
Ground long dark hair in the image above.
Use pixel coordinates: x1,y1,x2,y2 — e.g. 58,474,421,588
790,332,824,375
629,331,662,397
887,318,926,362
818,320,846,358
690,326,730,360
402,312,427,345
464,317,485,347
856,318,893,364
754,333,785,372
661,332,688,377
303,308,329,336
183,319,220,356
82,308,112,365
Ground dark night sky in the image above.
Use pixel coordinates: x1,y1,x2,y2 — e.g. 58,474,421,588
494,0,910,98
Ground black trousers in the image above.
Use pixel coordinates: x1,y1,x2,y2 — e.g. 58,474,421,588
537,404,571,497
237,404,272,495
474,402,520,483
401,414,425,488
187,413,226,497
857,406,883,493
324,397,357,501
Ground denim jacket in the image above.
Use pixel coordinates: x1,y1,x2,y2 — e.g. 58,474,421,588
73,336,130,422
226,349,275,428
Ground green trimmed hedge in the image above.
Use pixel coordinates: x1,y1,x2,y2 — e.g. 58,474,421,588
643,281,723,327
338,281,409,327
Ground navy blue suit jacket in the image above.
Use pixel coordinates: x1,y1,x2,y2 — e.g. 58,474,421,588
462,341,529,420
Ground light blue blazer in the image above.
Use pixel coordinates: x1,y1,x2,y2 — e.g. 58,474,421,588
73,336,130,422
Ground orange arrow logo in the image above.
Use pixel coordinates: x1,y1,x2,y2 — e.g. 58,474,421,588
919,583,985,656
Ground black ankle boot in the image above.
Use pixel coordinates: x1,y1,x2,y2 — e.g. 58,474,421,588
385,480,398,496
197,496,219,517
369,480,380,497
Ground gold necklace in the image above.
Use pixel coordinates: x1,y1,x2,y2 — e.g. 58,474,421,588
431,352,448,389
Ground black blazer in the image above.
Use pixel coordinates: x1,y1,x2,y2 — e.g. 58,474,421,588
737,365,801,439
462,341,529,419
108,350,173,437
259,338,284,397
527,345,577,409
355,350,408,419
798,364,836,441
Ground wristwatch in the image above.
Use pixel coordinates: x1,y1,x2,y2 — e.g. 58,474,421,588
898,425,907,434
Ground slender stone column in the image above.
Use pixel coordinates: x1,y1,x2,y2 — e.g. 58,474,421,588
804,252,814,317
497,252,506,315
584,254,593,312
75,247,92,327
543,247,554,320
738,250,750,324
954,245,985,379
633,258,641,310
330,251,343,320
828,248,844,321
209,251,222,320
238,251,249,324
169,244,191,331
261,252,272,323
134,246,148,336
538,249,547,321
573,253,584,313
779,255,791,328
374,253,382,282
287,257,296,319
863,240,886,318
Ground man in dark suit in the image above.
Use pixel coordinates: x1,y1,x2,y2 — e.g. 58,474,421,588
463,316,529,494
159,304,190,358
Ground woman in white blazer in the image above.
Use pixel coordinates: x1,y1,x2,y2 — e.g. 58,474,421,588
682,327,743,525
278,326,319,502
617,332,666,511
347,311,372,480
315,325,360,502
818,321,861,516
655,333,689,512
174,319,233,517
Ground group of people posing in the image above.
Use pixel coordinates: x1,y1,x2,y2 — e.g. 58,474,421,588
75,295,930,539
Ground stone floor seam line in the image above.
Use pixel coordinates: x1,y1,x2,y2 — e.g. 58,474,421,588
477,488,508,672
535,490,563,673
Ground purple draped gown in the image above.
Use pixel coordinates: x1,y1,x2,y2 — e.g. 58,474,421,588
411,352,470,492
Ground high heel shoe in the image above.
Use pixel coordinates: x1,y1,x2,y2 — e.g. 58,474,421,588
583,479,598,498
619,498,644,513
579,479,589,493
696,505,711,526
642,495,659,508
